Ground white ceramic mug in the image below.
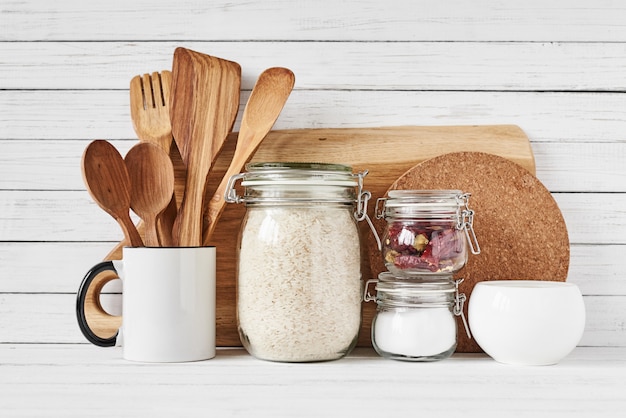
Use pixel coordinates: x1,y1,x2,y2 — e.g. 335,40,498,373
77,247,216,362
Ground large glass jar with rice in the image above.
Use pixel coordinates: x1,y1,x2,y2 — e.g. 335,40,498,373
225,162,372,362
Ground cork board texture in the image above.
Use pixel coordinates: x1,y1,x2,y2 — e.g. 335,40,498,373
366,151,570,353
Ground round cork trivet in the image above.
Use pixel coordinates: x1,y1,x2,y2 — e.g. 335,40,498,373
366,151,570,353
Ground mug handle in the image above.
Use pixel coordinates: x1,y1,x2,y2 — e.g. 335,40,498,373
76,261,122,347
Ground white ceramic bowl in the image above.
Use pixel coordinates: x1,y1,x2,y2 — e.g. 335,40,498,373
468,280,585,366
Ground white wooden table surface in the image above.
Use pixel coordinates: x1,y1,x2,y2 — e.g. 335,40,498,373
1,345,624,417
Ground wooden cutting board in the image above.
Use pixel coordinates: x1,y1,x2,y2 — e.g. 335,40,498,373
91,125,535,347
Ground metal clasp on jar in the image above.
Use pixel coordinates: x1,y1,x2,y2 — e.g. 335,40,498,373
457,193,481,255
353,170,370,221
354,171,382,251
363,278,378,303
224,173,247,204
454,278,472,339
374,196,388,220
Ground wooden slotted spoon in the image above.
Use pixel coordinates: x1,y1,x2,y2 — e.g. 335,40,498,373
170,47,241,247
81,140,143,247
202,67,295,245
124,142,175,247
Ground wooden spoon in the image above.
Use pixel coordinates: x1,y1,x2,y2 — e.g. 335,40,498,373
202,67,295,245
129,70,179,242
81,140,143,247
170,47,241,246
124,142,175,247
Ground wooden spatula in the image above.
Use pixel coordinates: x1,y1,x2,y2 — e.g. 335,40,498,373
170,47,241,247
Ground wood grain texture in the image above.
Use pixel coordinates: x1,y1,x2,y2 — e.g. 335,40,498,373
81,140,143,247
170,47,241,246
129,72,177,246
203,67,295,243
124,143,174,247
129,71,173,152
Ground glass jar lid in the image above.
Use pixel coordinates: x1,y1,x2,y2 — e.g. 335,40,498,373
363,273,472,337
375,271,456,296
224,162,372,219
386,189,463,205
377,190,465,219
366,272,456,307
241,162,358,187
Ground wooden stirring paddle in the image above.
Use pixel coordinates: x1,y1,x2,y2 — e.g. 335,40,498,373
169,47,241,247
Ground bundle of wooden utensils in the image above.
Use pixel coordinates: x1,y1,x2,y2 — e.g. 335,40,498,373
82,47,296,247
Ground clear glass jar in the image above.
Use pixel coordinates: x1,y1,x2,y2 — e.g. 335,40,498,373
225,162,372,362
364,272,468,362
376,190,480,276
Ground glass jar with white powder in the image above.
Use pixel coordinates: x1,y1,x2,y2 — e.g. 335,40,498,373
364,272,469,361
225,162,372,362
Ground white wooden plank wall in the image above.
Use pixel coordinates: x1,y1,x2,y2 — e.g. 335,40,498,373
1,0,625,346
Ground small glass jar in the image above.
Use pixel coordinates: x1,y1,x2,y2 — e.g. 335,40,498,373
225,162,372,362
376,190,480,276
364,272,468,362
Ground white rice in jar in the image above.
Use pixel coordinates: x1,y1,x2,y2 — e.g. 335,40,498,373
237,206,362,362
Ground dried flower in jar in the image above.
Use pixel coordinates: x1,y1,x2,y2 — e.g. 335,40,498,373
383,222,466,273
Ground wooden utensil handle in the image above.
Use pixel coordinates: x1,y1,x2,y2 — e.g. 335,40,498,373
157,196,177,247
172,174,204,247
202,165,232,245
76,261,121,347
144,218,160,247
118,213,144,247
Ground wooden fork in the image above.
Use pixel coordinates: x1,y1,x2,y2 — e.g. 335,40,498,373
129,71,178,246
130,71,174,152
